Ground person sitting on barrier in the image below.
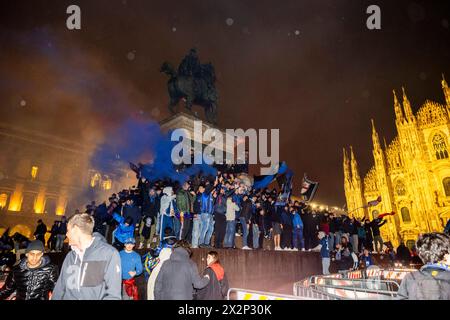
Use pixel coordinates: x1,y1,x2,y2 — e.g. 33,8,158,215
360,248,374,269
397,232,450,300
196,250,229,300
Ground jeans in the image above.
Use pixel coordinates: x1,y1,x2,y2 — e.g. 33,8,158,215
55,234,65,251
334,231,342,247
351,234,359,253
191,216,201,248
252,224,260,249
292,227,304,250
239,217,249,247
328,233,334,250
173,217,181,240
224,220,236,248
214,213,227,248
155,213,161,236
322,257,330,275
199,214,215,246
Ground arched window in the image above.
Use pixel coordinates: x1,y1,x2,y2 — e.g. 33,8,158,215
401,207,411,223
432,134,449,160
395,181,406,196
443,177,450,197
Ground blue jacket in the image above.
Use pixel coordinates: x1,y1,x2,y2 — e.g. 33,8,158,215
292,212,303,229
320,237,330,258
200,193,214,214
119,250,143,280
113,213,135,244
361,255,373,267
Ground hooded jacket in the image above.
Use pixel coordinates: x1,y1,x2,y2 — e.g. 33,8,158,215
51,236,122,300
160,188,178,217
0,255,58,300
112,213,135,244
196,262,230,300
397,264,450,300
226,198,239,221
147,247,172,300
154,247,209,300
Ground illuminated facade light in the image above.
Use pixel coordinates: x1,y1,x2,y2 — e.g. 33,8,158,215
102,178,112,190
31,166,39,179
8,184,24,212
0,193,8,208
90,173,101,188
34,188,46,214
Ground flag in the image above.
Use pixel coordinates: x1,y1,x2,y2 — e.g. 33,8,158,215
300,174,319,202
129,162,141,175
367,196,382,207
253,161,291,190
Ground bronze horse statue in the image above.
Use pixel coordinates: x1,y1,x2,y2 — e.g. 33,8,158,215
160,57,218,124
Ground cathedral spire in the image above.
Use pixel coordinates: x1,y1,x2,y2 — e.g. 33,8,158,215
402,86,415,121
393,89,404,122
371,119,381,152
350,146,360,182
343,147,351,183
442,73,450,106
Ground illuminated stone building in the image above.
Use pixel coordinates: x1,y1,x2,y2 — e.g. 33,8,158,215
0,123,115,238
344,76,450,248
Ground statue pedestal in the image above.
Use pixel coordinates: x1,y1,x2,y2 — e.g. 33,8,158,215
159,112,236,162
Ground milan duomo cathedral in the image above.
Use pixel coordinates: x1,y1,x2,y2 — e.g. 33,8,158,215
343,75,450,248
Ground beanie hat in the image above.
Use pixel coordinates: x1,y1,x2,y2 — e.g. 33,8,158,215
26,240,45,253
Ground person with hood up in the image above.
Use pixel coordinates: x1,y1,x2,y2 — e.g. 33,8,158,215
196,251,229,300
0,240,58,300
397,232,450,300
51,213,122,300
147,246,172,300
154,240,210,300
159,186,178,243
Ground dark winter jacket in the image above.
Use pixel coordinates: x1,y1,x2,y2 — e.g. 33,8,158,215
0,255,58,300
370,218,387,236
397,264,450,300
240,199,253,222
154,247,209,300
213,194,227,215
123,204,142,226
177,189,194,214
34,223,47,237
196,264,230,300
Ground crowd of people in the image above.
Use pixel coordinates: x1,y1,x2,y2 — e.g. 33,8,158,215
1,166,450,300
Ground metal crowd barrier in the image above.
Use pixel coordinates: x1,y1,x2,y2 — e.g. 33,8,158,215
227,288,310,300
294,269,404,300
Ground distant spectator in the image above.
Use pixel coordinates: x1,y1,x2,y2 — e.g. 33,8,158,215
360,248,374,268
34,219,47,246
112,213,135,251
396,241,411,266
313,231,330,275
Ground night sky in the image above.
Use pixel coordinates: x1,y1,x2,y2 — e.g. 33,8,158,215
0,0,449,207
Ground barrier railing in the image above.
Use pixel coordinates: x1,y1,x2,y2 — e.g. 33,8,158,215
227,288,310,300
293,282,342,300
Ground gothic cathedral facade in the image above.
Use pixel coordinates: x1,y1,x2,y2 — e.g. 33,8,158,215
343,76,450,248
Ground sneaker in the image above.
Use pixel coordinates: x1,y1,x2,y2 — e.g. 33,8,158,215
235,233,241,237
293,248,299,251
242,246,252,250
301,248,306,252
